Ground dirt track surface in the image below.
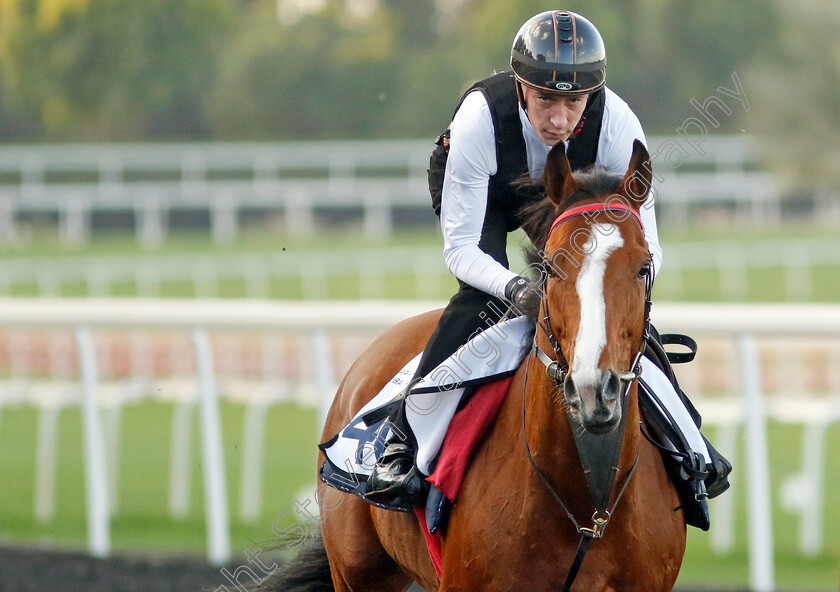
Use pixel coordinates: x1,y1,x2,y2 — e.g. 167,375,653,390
0,543,761,592
0,544,245,592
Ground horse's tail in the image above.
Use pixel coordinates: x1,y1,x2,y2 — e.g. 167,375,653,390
255,530,334,592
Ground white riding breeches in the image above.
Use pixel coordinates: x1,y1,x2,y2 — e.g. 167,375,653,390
639,356,710,463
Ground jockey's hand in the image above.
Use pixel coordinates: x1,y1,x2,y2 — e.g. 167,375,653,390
504,275,541,316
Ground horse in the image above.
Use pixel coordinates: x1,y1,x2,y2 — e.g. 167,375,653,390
259,140,686,591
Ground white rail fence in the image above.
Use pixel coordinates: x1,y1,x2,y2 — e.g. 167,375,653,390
2,237,840,302
0,136,798,247
0,248,450,300
0,300,838,591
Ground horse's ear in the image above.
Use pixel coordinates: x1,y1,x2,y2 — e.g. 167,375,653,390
544,141,578,206
618,140,653,209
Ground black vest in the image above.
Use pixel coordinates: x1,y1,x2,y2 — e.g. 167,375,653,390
428,71,605,229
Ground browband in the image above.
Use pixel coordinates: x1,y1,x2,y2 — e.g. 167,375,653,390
548,202,643,239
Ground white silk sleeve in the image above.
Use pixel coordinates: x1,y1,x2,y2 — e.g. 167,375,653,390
440,91,520,298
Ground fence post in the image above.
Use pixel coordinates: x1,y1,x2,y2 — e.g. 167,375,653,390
212,191,238,245
710,421,737,553
798,421,828,556
34,406,61,522
363,190,392,240
286,190,314,237
75,326,111,558
192,328,232,565
62,193,90,246
239,402,268,523
309,329,335,433
137,193,165,249
738,334,775,592
169,399,194,519
0,191,16,243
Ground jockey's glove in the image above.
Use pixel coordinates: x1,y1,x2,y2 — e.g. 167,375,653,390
504,275,541,316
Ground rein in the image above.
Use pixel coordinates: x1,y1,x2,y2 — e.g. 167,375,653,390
521,354,640,592
522,202,653,591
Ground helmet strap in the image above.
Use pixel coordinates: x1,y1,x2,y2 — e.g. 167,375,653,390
515,80,527,114
572,91,600,137
572,114,586,136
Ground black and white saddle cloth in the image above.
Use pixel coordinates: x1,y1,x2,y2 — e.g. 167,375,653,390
319,316,534,509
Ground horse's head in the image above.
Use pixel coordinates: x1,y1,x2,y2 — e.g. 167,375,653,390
537,140,652,435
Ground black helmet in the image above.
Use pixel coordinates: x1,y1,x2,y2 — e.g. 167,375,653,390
510,11,606,95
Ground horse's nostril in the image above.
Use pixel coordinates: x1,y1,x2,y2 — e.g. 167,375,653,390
599,370,620,403
563,375,580,407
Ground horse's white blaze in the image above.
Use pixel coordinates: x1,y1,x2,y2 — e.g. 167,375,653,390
571,223,623,390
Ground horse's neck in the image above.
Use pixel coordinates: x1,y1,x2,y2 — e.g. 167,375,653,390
521,358,642,515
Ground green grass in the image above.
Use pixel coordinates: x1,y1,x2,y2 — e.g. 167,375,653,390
0,400,318,555
2,222,839,260
2,226,839,302
1,397,838,589
0,227,446,260
675,422,840,591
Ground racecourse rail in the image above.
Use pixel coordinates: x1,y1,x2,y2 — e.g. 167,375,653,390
2,237,840,302
0,135,796,246
0,299,839,592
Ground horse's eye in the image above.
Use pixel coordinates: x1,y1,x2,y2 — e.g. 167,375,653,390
638,263,651,278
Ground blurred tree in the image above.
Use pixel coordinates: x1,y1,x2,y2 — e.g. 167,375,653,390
450,0,780,132
385,0,436,51
0,0,233,139
0,81,39,138
0,0,830,185
636,0,780,130
374,0,465,137
746,0,840,191
208,0,400,139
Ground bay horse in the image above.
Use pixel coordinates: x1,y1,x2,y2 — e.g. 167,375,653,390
260,140,686,591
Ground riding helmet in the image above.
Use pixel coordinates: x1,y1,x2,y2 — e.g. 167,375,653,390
510,11,607,95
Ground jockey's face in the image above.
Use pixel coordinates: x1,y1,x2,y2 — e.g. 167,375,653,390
521,85,588,146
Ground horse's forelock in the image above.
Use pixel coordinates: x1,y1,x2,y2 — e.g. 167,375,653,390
518,167,625,252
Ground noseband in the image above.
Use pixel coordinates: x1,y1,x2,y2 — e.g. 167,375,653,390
523,202,653,591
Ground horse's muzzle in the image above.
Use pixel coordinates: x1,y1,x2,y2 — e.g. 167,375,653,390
565,369,623,435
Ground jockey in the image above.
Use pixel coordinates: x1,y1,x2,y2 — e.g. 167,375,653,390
364,10,731,515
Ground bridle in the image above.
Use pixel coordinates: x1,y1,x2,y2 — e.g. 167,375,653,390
522,202,654,591
533,202,653,388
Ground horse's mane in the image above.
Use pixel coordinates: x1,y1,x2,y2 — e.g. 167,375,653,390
515,166,625,320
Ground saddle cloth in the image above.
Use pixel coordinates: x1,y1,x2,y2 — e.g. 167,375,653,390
319,315,534,510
